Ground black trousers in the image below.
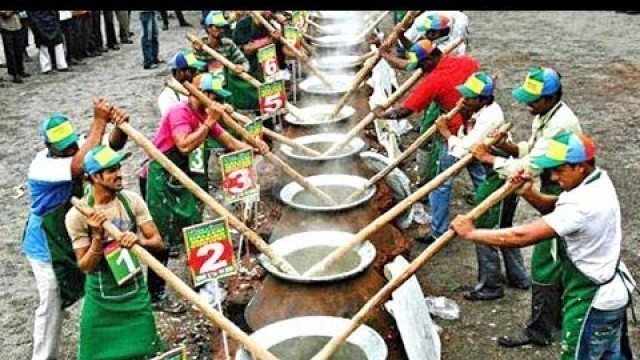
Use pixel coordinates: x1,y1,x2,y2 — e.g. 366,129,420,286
60,19,74,61
139,174,168,301
102,10,118,47
159,10,188,26
18,17,30,52
1,30,25,76
88,11,103,51
71,14,91,58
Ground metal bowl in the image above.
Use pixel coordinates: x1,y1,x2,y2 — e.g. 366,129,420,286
300,74,354,95
310,34,364,49
280,133,365,161
311,22,365,36
309,11,367,24
312,55,366,72
280,174,376,212
283,104,355,126
235,315,388,360
258,230,376,283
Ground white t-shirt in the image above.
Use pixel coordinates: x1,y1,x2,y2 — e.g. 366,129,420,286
543,169,635,310
447,102,504,159
404,11,468,56
158,86,189,118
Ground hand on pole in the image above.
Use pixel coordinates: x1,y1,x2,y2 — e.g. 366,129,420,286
117,231,138,249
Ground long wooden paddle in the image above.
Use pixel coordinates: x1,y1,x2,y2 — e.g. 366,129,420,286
304,123,513,277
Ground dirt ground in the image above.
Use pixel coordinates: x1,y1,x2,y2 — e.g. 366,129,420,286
0,10,638,360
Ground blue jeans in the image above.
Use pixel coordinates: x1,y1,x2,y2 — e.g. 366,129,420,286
139,11,158,67
428,142,486,237
577,307,631,360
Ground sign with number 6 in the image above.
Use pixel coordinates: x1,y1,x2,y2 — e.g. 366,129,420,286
257,44,280,82
183,219,237,286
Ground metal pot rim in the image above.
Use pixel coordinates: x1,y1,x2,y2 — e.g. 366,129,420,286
280,133,365,161
300,74,355,95
234,315,388,360
258,230,376,283
283,104,355,126
280,174,376,212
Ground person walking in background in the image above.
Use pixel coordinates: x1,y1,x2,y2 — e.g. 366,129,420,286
140,11,160,69
158,10,191,31
27,10,68,74
0,11,29,83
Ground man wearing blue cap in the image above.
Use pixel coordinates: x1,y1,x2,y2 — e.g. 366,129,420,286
472,67,583,348
158,49,207,117
444,72,530,301
65,145,165,359
23,99,129,360
452,132,635,360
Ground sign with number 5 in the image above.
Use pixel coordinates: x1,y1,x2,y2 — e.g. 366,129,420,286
183,219,237,286
259,80,286,115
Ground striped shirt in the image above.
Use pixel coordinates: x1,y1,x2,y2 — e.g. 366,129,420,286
195,37,250,72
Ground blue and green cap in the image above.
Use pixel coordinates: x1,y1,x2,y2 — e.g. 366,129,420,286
41,114,79,151
531,132,596,169
205,11,229,27
168,50,206,71
457,72,495,98
83,145,131,175
192,72,232,100
416,12,451,32
406,39,436,71
512,67,561,104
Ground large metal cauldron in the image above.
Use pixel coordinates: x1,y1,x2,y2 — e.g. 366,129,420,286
279,174,376,212
258,231,376,283
235,316,388,360
283,104,356,126
279,133,365,162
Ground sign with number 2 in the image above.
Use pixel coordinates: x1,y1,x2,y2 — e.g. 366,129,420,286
182,219,237,286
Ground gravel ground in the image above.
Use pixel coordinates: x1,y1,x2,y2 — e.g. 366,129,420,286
0,10,638,359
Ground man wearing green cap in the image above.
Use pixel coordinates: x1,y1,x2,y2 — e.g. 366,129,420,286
194,10,252,111
158,49,207,117
471,67,583,348
23,99,129,360
65,145,165,359
143,72,268,313
452,132,635,360
438,71,530,300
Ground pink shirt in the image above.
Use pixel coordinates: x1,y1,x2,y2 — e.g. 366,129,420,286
140,100,225,179
152,100,225,153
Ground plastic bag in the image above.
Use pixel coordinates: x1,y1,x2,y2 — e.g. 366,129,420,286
425,296,460,320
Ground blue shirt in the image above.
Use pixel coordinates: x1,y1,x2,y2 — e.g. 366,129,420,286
22,149,74,262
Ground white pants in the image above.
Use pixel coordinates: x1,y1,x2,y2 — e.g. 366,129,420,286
39,44,68,73
28,258,62,360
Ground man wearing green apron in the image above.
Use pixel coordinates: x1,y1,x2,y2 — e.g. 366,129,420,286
65,145,166,360
472,67,583,347
193,11,252,111
376,39,479,243
452,132,635,360
158,49,207,118
144,72,267,313
23,99,126,360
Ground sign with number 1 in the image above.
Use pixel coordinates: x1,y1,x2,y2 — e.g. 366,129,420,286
183,219,237,287
104,241,142,286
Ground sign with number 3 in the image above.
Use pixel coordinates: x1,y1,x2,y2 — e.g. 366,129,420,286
182,219,237,286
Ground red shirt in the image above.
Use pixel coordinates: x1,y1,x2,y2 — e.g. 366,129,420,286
403,55,479,133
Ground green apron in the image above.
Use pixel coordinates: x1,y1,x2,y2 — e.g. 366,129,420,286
473,169,506,229
79,192,163,360
530,177,564,285
226,69,259,111
40,181,86,308
417,102,443,184
146,147,206,248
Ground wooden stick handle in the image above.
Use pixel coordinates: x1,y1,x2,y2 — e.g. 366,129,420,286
115,121,298,275
322,68,424,156
326,10,419,120
70,198,281,360
183,81,338,206
309,180,520,360
251,11,333,89
357,11,390,40
343,101,464,203
304,122,513,277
